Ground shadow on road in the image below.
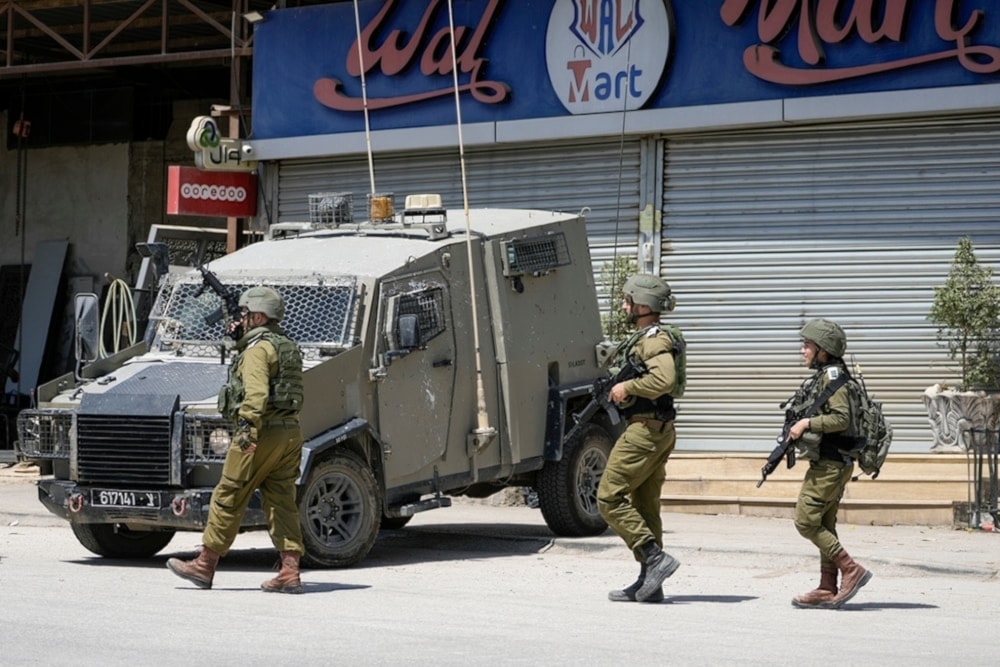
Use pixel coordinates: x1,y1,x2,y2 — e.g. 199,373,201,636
62,521,563,572
837,601,939,611
663,595,758,604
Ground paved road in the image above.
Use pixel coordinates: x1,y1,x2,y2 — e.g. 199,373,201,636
2,468,999,666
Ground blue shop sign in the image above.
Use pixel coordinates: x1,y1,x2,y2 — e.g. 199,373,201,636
252,0,1000,140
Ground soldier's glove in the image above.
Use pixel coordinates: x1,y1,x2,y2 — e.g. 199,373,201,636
235,432,256,452
235,418,255,452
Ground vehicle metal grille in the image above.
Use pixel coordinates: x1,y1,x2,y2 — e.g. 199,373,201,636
15,409,73,459
184,414,233,463
501,232,570,276
76,414,172,485
148,275,358,361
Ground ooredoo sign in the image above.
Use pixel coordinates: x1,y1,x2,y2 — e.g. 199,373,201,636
166,166,257,218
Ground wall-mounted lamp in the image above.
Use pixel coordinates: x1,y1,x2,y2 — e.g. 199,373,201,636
243,10,267,24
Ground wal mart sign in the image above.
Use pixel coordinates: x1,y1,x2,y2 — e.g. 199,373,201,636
252,0,1000,140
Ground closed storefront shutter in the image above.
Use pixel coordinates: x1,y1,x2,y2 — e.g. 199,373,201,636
660,118,1000,452
272,138,642,289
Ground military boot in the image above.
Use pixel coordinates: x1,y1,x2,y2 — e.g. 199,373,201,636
826,549,872,608
166,546,220,589
608,563,665,603
791,566,838,608
261,551,304,594
634,541,680,602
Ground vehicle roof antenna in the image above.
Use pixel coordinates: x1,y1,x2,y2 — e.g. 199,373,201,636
447,0,496,451
352,0,377,197
609,30,635,339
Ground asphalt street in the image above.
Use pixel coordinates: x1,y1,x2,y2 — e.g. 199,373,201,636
3,464,998,580
2,463,1000,666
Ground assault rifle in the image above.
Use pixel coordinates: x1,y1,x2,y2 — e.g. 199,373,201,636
756,408,799,488
563,356,648,445
194,263,243,342
757,371,850,487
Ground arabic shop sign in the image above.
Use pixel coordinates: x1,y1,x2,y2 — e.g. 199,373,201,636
251,1,1000,140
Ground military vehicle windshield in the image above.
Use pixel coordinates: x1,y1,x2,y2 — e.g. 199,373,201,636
148,274,359,360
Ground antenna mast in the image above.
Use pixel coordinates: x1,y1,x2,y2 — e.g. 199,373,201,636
447,0,495,448
352,0,377,195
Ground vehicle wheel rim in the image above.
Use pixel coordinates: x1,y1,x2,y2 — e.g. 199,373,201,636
576,446,607,516
305,472,364,547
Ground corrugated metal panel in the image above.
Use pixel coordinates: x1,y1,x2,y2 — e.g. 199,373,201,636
274,138,642,303
661,119,1000,453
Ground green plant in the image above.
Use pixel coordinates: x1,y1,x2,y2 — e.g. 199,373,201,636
599,255,637,340
928,237,1000,391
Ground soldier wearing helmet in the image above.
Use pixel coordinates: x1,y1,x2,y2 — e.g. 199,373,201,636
598,274,685,603
784,318,872,609
169,286,306,594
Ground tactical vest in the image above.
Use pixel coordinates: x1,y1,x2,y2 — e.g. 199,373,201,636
789,364,853,462
616,323,687,398
218,330,304,420
616,323,687,418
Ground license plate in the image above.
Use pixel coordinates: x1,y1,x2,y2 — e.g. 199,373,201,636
90,489,162,508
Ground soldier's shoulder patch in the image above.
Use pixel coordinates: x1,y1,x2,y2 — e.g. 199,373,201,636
827,366,840,381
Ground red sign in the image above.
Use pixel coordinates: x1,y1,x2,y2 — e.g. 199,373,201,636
166,166,257,218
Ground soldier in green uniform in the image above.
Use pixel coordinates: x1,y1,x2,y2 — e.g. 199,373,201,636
598,274,686,603
167,286,306,594
787,318,872,609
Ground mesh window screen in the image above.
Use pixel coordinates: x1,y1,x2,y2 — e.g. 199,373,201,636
502,232,571,276
149,275,358,360
396,288,445,345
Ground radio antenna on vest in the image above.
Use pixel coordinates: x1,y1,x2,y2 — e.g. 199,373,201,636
352,0,377,195
447,0,496,447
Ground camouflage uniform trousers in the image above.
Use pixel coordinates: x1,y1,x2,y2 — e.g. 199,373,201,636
597,420,676,558
202,424,305,556
794,458,854,566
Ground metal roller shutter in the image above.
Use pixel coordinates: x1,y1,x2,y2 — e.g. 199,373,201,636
271,138,642,302
661,118,1000,453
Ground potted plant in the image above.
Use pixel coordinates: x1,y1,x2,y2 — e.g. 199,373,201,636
923,236,1000,451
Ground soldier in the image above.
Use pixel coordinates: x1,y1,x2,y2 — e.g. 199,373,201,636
599,274,686,603
167,286,306,594
787,318,872,609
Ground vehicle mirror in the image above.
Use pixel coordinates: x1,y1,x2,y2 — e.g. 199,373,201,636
75,292,101,364
397,313,422,349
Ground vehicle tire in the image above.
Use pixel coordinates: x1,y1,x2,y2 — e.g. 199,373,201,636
298,449,381,568
380,514,413,530
537,422,612,537
70,522,176,558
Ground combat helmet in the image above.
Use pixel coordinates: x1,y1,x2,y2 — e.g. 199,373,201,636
622,274,676,313
239,286,285,322
800,318,846,358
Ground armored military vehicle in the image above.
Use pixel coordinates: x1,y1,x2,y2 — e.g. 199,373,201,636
17,195,620,567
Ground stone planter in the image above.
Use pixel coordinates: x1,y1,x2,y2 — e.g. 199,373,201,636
922,384,1000,452
925,386,1000,529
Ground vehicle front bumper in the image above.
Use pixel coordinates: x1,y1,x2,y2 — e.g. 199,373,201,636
37,479,267,530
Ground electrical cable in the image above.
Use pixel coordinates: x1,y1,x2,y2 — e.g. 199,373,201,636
99,278,138,357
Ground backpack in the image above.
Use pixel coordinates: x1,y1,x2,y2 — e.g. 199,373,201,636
843,373,893,479
659,324,687,398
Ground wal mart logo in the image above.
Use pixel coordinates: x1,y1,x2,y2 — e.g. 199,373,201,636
546,0,671,114
570,0,645,57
